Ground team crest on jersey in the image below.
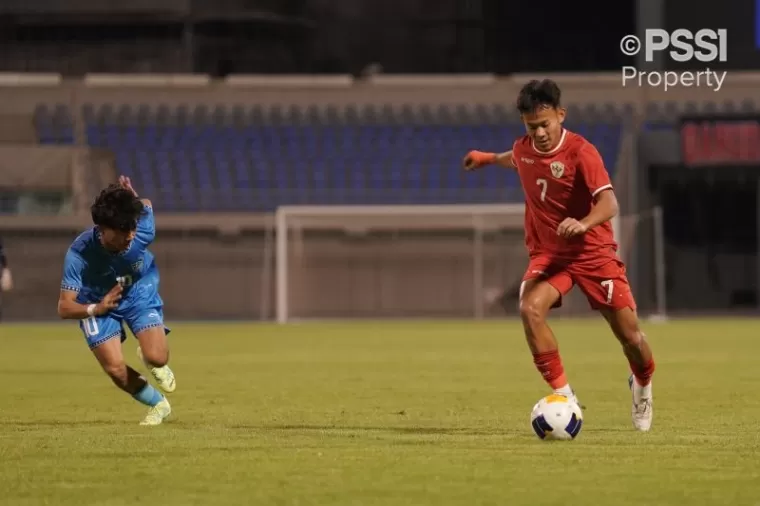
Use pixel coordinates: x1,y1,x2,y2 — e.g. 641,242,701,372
131,258,143,273
550,161,565,178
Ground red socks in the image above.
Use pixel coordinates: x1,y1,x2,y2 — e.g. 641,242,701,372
532,350,568,389
534,350,655,389
630,358,655,386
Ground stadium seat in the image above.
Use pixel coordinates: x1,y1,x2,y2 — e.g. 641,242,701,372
32,102,626,212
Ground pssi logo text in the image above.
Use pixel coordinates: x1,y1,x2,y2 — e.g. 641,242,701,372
645,28,727,63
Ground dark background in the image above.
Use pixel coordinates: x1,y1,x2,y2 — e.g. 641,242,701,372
0,0,639,75
664,0,760,70
3,0,758,73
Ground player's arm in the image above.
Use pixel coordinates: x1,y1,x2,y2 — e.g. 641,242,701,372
57,250,122,319
57,286,122,320
57,250,87,319
135,201,155,246
118,175,152,208
463,150,516,171
0,236,7,270
557,143,619,238
577,143,619,229
579,189,619,230
119,174,155,244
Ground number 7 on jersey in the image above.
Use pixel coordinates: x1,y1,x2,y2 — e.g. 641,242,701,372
536,178,547,201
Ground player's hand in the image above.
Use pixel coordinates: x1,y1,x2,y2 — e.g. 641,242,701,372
96,284,123,314
118,175,138,197
557,218,588,238
463,150,494,171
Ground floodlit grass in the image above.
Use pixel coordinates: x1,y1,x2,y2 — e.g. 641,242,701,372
1,319,759,505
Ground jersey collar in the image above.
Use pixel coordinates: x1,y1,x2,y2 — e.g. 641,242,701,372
531,128,567,155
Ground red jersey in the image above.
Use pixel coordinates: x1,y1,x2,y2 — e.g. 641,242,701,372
512,129,617,259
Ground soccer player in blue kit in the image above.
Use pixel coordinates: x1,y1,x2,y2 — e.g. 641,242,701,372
57,176,176,426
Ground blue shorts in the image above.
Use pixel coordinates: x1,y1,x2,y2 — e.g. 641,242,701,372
79,281,171,350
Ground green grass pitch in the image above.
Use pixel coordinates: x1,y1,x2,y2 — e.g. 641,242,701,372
1,319,760,505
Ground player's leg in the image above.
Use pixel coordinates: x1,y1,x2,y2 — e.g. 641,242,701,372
129,307,176,393
519,262,578,403
599,308,655,389
83,317,171,425
600,307,654,431
573,258,655,431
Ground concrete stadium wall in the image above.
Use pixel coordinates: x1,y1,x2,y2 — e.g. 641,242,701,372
0,220,602,323
2,72,760,117
0,226,273,322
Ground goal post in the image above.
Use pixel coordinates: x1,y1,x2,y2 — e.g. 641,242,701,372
273,204,644,324
619,205,668,322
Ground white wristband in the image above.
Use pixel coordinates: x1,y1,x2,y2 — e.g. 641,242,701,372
86,304,97,317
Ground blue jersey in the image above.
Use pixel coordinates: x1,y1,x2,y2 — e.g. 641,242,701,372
61,205,169,349
61,205,157,303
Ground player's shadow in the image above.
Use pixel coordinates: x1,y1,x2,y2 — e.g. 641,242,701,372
238,424,512,437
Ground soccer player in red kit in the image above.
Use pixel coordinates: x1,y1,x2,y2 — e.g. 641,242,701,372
463,79,655,431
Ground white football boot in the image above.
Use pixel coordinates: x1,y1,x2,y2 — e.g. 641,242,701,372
139,397,171,426
571,392,585,410
554,386,585,410
628,375,653,431
569,391,585,411
137,346,176,393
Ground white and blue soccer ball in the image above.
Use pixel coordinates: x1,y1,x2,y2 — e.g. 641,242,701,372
530,394,583,441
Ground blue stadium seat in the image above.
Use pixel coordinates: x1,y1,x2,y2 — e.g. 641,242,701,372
32,102,626,212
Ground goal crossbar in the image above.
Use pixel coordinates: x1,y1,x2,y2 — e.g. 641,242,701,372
275,204,525,228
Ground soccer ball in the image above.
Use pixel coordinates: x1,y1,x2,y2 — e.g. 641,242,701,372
530,394,583,441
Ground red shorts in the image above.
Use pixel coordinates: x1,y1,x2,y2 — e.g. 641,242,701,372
520,254,636,311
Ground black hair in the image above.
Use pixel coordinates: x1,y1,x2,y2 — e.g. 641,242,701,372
516,79,562,114
91,184,144,232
